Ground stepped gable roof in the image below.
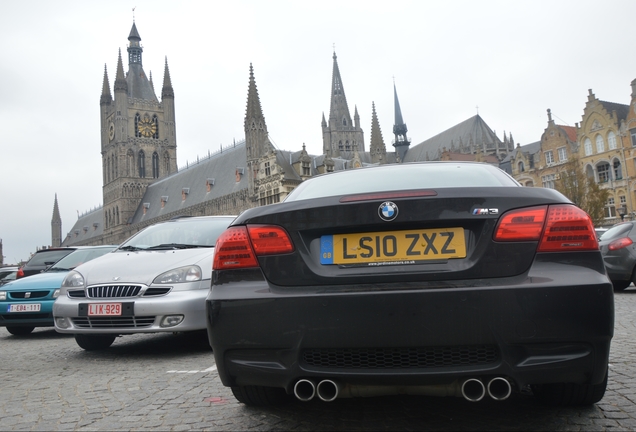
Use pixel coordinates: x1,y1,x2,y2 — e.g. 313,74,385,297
403,115,502,163
131,141,248,223
62,208,104,246
599,100,629,122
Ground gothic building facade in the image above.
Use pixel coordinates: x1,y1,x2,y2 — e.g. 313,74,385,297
61,21,515,247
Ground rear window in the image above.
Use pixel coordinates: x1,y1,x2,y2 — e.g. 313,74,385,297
25,250,74,267
285,163,519,202
600,223,633,241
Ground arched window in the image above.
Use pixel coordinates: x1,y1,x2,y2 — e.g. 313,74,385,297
608,131,617,150
111,154,116,180
127,150,135,177
596,135,605,153
518,161,525,172
138,150,146,178
338,140,343,150
152,152,159,178
343,118,347,126
584,138,593,156
586,164,595,180
163,152,170,174
152,115,159,139
134,113,141,138
597,162,611,183
613,159,623,180
107,158,111,183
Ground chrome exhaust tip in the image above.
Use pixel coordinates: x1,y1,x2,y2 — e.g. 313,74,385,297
487,377,512,401
316,379,341,402
293,379,316,402
461,378,486,402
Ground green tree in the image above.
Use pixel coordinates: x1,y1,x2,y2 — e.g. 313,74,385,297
555,156,609,226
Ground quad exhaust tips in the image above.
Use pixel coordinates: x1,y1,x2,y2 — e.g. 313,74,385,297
293,377,512,402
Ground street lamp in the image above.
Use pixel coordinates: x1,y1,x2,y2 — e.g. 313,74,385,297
619,205,627,221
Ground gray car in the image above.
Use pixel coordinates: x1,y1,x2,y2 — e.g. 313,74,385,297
53,215,235,350
598,221,636,291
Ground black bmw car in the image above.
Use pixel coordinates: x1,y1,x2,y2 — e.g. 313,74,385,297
206,162,614,407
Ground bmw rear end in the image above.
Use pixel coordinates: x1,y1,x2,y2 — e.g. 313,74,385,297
207,162,614,406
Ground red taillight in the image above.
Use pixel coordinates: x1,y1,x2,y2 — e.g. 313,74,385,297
538,205,598,252
609,237,633,251
494,206,547,241
16,268,24,279
213,225,294,270
494,204,598,252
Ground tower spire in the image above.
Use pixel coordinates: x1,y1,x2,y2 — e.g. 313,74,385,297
370,102,387,164
100,64,112,105
114,49,127,92
51,194,62,248
162,57,174,99
392,81,410,162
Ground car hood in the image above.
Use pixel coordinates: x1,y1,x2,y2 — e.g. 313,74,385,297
75,248,216,286
2,271,68,290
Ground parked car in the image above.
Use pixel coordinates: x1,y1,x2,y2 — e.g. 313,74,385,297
595,227,609,239
16,247,77,279
598,221,636,291
207,162,614,407
0,266,19,286
0,245,117,335
54,215,235,350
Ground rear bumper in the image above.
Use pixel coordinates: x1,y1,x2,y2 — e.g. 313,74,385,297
207,262,614,394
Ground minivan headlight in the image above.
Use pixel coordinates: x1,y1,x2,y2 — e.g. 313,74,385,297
62,270,85,289
153,266,202,284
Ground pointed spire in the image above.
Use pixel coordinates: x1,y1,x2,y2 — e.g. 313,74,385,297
127,21,143,66
329,50,353,123
245,63,266,125
149,71,154,92
51,194,62,248
162,57,174,99
370,102,386,164
114,49,127,92
321,112,327,127
100,64,112,105
392,81,410,162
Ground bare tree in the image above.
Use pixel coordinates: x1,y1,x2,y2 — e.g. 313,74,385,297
556,156,609,226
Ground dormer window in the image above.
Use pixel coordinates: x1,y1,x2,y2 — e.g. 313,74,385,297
160,196,168,208
206,178,215,192
182,188,189,200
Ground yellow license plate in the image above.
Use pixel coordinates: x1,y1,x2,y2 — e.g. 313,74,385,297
320,227,466,265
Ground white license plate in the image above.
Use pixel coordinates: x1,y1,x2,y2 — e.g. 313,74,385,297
8,303,41,313
88,303,122,316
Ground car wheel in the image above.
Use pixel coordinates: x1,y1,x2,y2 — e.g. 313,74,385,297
612,280,631,291
532,369,608,406
74,334,116,351
231,385,289,406
6,326,35,336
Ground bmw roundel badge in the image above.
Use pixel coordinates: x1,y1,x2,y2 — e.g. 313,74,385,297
378,201,398,221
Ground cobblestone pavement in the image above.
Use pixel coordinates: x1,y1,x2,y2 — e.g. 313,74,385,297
1,289,636,431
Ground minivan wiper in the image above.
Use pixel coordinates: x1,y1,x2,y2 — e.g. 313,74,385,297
146,243,208,250
119,245,145,251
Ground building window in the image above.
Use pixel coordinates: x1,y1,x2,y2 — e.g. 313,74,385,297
152,115,159,139
164,152,170,174
596,135,605,153
265,161,271,176
557,147,567,162
518,161,525,172
597,162,610,183
127,150,135,176
545,151,554,165
134,113,141,138
138,150,146,178
584,138,593,156
302,160,310,176
542,174,556,189
614,159,623,180
631,129,636,147
605,197,616,218
620,195,626,205
608,131,617,150
152,152,159,178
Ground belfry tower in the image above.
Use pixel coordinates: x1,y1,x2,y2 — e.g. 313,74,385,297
99,21,177,243
392,82,410,162
321,51,364,158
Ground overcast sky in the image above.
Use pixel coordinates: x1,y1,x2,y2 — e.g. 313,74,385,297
1,0,635,264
